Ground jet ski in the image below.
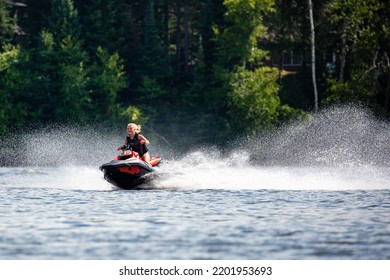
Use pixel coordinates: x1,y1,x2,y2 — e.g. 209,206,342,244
99,148,161,190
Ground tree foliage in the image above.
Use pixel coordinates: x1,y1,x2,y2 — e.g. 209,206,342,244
321,0,389,111
228,67,280,133
0,0,14,45
0,0,389,145
0,45,28,133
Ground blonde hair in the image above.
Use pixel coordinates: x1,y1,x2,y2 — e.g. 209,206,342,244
127,123,141,134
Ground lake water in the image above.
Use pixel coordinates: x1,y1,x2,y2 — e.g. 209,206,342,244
1,163,389,260
1,106,390,260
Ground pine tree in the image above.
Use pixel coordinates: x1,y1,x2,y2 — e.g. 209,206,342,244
140,0,170,82
78,0,126,55
20,0,51,47
29,0,90,122
49,0,80,40
89,47,127,121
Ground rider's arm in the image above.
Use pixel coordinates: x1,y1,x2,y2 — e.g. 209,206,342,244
138,134,150,145
117,138,128,150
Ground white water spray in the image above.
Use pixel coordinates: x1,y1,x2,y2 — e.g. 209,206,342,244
1,106,389,191
153,106,390,191
152,151,390,190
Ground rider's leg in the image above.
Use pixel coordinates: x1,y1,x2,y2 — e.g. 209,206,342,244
142,152,151,166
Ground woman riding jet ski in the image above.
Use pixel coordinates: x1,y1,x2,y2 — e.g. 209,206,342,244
99,123,161,189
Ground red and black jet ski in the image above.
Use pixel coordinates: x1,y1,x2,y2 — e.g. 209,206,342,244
99,148,161,190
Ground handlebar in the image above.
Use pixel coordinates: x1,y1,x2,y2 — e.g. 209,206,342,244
117,142,142,151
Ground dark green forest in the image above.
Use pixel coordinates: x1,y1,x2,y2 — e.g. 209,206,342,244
1,0,389,145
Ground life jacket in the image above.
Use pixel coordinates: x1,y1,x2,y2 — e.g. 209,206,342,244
126,133,148,157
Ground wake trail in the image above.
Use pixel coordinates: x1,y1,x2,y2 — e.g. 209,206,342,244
152,151,390,191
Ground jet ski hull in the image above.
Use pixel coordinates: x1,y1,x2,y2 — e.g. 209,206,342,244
99,156,161,190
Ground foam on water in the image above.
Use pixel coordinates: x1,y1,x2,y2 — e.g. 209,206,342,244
152,150,390,191
1,105,389,191
0,166,112,191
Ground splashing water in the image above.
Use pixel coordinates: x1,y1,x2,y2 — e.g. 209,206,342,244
19,125,122,167
0,106,389,191
250,106,390,167
153,106,390,191
153,150,390,191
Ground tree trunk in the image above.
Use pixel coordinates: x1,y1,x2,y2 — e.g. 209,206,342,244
385,70,390,111
175,0,181,73
163,0,169,46
370,67,380,100
308,0,318,112
183,0,189,74
339,21,347,83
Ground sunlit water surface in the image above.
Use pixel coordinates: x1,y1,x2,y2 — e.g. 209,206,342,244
1,163,389,260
